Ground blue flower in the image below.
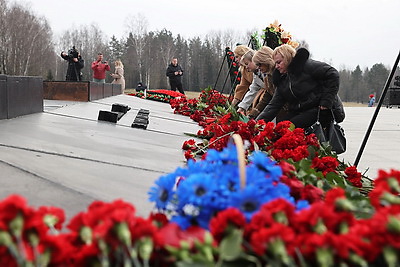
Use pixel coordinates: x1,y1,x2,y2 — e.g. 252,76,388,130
176,173,215,209
249,151,282,181
170,214,193,230
148,173,177,210
296,199,310,211
230,185,266,221
205,142,238,163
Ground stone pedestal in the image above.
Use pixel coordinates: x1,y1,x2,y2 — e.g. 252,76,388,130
0,75,43,119
43,81,122,102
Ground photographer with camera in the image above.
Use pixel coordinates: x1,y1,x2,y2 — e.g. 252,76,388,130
91,53,110,83
60,46,84,81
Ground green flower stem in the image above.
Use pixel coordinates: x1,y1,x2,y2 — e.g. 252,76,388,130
316,247,334,267
194,131,235,155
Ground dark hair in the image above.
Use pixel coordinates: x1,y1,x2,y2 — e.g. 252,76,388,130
98,53,103,55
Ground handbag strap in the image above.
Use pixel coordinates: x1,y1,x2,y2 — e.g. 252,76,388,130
330,109,337,123
316,108,321,122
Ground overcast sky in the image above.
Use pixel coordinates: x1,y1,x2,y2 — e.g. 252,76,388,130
23,0,400,70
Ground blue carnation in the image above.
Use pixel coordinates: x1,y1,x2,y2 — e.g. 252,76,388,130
176,173,215,209
230,184,266,221
249,150,283,181
296,199,310,211
148,173,177,210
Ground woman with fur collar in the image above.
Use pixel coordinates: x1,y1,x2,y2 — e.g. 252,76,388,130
256,44,345,129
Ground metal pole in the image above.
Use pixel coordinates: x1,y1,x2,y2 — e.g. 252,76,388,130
354,50,400,167
213,53,226,91
220,62,233,95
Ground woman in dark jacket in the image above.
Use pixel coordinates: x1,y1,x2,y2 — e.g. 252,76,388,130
256,44,345,129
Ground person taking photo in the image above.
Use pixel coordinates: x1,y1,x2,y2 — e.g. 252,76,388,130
91,53,110,83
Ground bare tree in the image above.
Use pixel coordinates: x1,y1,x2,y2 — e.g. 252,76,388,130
124,13,149,84
57,23,108,81
0,0,8,74
0,1,53,76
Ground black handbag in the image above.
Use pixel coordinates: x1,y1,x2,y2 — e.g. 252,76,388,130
305,109,327,142
327,110,346,154
305,109,346,154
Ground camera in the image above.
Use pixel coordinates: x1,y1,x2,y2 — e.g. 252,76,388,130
68,46,79,59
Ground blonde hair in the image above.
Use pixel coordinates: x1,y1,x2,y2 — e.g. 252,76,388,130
252,46,275,73
239,49,255,65
233,45,251,57
272,44,296,67
115,60,124,68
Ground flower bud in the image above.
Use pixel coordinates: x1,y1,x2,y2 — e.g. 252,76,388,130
44,214,59,228
273,211,288,225
269,239,291,265
204,231,213,246
338,222,349,234
388,178,400,193
313,219,327,234
80,226,93,245
335,198,356,212
28,232,40,247
387,216,400,234
383,246,398,267
381,192,400,205
115,222,132,247
9,214,24,238
138,237,153,261
0,231,13,246
316,247,334,267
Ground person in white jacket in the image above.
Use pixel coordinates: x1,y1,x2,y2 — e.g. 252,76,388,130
237,49,265,115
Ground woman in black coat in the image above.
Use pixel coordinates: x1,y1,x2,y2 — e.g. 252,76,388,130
256,44,345,129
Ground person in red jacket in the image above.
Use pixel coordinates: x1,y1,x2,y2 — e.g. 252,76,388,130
91,53,110,83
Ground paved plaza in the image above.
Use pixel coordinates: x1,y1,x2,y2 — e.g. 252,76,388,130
1,94,399,221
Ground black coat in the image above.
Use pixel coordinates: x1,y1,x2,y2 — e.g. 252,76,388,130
257,48,344,122
166,63,183,82
61,53,84,81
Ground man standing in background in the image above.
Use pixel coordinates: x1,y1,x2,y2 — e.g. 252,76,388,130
91,53,110,83
166,57,185,94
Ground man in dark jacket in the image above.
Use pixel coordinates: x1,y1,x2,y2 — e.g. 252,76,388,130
166,57,184,94
61,46,84,81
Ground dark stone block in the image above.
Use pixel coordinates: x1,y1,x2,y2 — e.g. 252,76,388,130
104,83,113,98
131,121,148,129
112,83,122,96
111,103,130,114
0,75,7,119
43,81,89,101
389,88,400,105
138,109,150,115
1,75,43,119
89,82,103,101
98,110,118,123
133,117,149,124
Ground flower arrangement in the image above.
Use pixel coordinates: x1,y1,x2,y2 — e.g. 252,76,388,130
263,20,300,49
170,86,232,127
149,136,309,230
130,89,185,103
1,144,399,266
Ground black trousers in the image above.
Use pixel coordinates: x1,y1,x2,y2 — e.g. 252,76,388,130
169,79,184,94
